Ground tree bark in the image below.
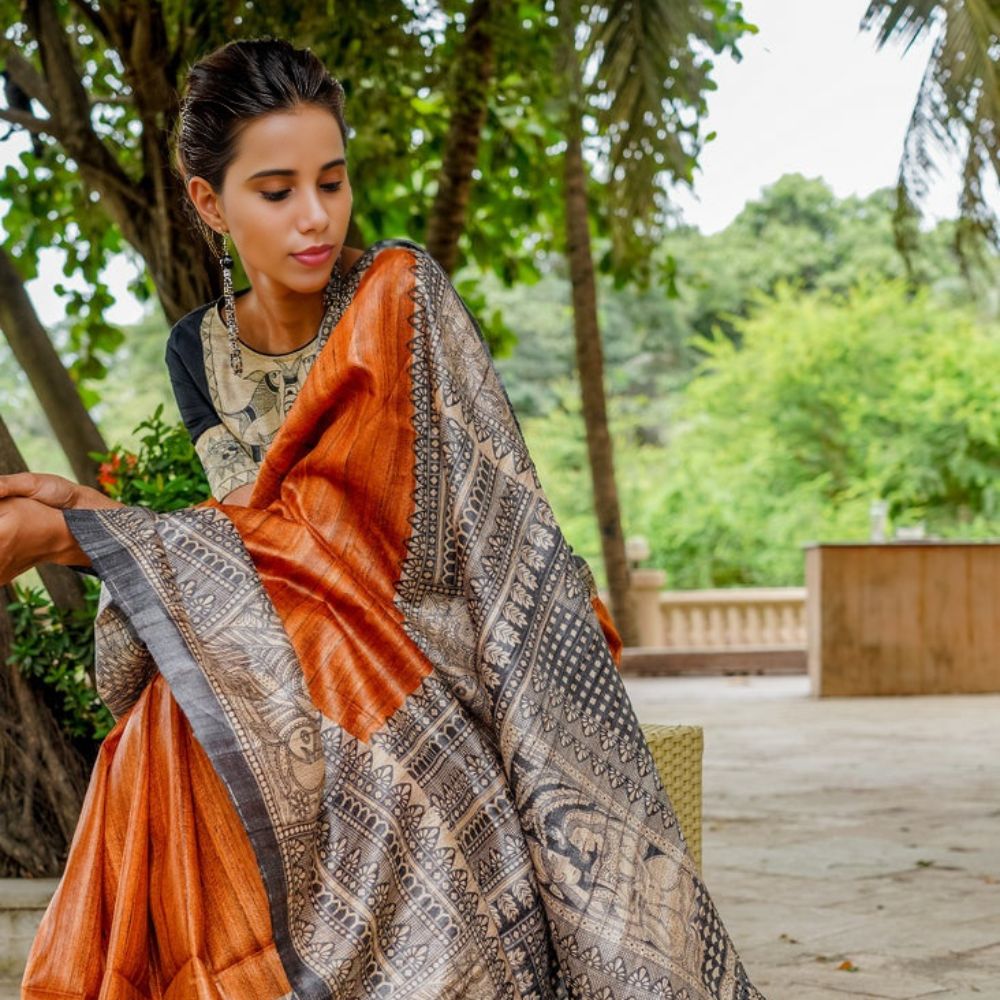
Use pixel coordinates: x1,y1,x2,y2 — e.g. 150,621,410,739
0,249,107,489
556,0,639,647
424,0,496,275
0,583,87,876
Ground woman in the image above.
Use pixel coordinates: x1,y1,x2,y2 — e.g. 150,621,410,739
2,38,765,1000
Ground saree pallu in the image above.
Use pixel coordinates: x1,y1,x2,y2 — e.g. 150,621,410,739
22,238,766,1000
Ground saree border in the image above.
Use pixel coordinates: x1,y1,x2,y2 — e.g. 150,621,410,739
62,505,330,1000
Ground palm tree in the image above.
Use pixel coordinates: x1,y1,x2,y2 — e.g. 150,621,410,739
553,0,753,646
860,0,1000,279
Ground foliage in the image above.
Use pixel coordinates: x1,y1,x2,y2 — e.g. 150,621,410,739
642,280,1000,586
859,0,1000,273
580,0,758,282
90,404,210,511
5,579,111,741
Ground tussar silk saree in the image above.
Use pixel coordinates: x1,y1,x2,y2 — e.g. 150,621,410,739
22,239,765,1000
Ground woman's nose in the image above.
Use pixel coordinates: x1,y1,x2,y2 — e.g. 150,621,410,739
297,189,329,232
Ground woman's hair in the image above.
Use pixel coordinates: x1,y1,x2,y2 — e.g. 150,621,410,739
171,37,348,216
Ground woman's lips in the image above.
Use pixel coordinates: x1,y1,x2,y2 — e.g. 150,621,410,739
291,245,334,267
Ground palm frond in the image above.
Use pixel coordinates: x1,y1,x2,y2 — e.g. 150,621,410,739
861,0,1000,270
579,0,753,269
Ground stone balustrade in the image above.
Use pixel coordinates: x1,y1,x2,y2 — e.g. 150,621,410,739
602,569,807,652
0,878,57,993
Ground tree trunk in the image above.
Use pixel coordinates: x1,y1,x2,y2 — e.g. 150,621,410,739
424,0,496,275
556,0,639,647
0,249,107,489
0,583,88,876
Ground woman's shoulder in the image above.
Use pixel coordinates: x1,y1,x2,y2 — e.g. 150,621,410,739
358,237,446,279
166,299,214,361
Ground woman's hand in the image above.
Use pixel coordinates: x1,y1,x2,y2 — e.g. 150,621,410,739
0,472,127,585
0,472,124,511
0,495,92,586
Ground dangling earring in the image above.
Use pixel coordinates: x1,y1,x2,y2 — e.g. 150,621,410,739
219,232,242,376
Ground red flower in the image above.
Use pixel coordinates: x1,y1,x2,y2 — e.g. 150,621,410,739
97,451,135,492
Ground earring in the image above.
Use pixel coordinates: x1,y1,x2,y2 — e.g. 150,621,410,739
219,232,242,376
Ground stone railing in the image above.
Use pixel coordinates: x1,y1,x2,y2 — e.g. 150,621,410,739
603,569,807,650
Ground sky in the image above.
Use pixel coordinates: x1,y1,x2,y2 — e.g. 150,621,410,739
668,0,961,234
0,0,965,329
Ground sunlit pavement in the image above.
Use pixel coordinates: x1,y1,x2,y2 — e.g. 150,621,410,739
625,673,1000,999
4,675,996,999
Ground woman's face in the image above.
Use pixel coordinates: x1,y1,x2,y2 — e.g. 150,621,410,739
188,103,352,299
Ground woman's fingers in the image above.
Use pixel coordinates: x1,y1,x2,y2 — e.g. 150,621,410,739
0,472,79,509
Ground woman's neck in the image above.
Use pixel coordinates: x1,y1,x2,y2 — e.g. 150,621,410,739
234,287,326,355
228,245,365,355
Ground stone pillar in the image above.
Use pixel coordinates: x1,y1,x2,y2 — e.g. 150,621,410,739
628,568,667,647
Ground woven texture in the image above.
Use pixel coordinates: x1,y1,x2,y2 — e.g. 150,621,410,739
640,723,704,873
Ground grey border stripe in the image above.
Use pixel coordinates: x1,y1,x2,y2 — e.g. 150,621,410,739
64,507,330,1000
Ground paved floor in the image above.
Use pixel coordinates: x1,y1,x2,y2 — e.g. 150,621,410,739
624,674,1000,999
6,676,996,999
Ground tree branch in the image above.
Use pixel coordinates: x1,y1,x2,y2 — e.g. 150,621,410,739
0,107,57,138
21,0,148,225
0,47,53,110
66,0,114,42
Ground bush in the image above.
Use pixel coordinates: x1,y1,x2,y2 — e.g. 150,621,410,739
5,582,111,741
90,402,209,511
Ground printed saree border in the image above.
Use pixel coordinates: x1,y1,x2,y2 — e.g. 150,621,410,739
62,504,330,1000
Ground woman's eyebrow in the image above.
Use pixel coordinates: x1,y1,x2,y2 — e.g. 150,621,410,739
246,157,346,181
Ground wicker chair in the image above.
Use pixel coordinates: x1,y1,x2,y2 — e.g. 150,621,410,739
638,723,703,874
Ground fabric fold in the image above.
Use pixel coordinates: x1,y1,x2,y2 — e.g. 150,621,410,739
24,238,765,1000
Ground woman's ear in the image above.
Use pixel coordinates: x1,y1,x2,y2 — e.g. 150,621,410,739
186,176,227,234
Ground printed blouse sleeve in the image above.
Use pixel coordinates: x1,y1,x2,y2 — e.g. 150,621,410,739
192,423,259,500
164,320,258,501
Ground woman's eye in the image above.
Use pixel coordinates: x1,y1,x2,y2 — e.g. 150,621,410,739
260,182,342,203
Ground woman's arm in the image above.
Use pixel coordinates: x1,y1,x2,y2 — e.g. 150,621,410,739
0,473,125,585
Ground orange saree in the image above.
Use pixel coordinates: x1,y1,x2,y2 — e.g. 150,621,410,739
22,239,764,999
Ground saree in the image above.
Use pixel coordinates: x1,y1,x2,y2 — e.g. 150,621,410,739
22,238,765,999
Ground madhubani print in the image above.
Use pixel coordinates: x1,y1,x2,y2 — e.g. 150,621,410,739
393,246,766,1000
200,305,320,463
194,420,260,500
76,503,554,999
67,239,766,1000
91,580,158,719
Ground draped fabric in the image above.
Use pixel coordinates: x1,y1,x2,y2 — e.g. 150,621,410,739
22,239,765,999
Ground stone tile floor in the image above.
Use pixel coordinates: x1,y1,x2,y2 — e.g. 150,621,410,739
625,674,1000,999
5,674,996,999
